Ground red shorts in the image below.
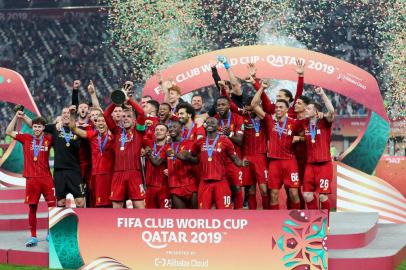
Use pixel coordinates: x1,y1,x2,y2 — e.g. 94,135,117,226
170,183,197,200
146,185,171,209
242,154,268,186
268,159,300,189
80,162,92,186
226,162,243,187
25,176,56,205
91,174,112,206
198,180,232,209
110,170,145,201
303,161,333,194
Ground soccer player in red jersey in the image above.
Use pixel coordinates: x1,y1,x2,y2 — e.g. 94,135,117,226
165,120,198,209
143,124,171,209
6,111,56,247
293,96,312,209
103,92,146,209
185,117,249,209
215,96,245,209
251,82,302,210
177,103,206,142
69,112,114,208
301,87,335,212
112,106,124,126
240,102,269,210
144,99,160,140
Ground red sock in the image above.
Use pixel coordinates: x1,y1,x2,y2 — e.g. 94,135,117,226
291,201,301,209
261,195,269,209
306,198,318,209
233,190,244,209
298,191,305,209
29,204,38,238
270,204,279,210
248,194,257,210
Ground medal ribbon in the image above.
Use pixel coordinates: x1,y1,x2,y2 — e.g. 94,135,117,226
250,116,261,134
153,142,165,158
182,122,195,141
120,128,127,149
309,119,318,142
32,135,44,160
61,127,73,145
206,134,220,160
275,115,288,139
97,133,109,154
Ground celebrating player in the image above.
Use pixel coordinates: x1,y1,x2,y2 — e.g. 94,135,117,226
302,87,335,212
6,110,56,247
143,124,171,209
103,88,146,209
187,117,249,209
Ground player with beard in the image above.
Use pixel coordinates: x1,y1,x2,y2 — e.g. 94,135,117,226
183,117,249,209
6,111,56,247
215,97,245,209
165,120,198,209
301,87,335,213
251,81,302,210
191,94,205,115
69,113,114,207
176,103,205,142
22,106,85,207
144,99,160,140
103,90,146,209
143,124,171,209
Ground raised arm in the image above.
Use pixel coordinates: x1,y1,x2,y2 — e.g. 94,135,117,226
250,84,267,119
71,80,81,108
127,98,146,125
211,65,222,91
292,59,305,105
6,112,21,138
103,103,117,131
315,87,335,122
87,80,101,110
69,113,87,139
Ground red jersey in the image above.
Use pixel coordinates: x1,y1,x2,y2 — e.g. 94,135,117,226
167,140,196,188
143,139,169,187
302,118,332,163
15,133,52,178
86,130,115,175
191,136,236,181
181,122,205,141
215,111,244,157
242,114,267,156
110,126,144,171
77,121,93,165
265,114,300,159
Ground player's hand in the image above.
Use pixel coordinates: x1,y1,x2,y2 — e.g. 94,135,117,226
240,159,249,167
69,105,77,114
73,80,81,90
218,80,226,87
166,148,175,158
145,119,153,126
314,87,324,96
294,59,305,75
16,110,25,118
260,80,270,89
210,60,218,68
221,126,231,136
144,147,151,156
292,136,303,143
87,80,95,94
55,120,63,131
247,63,257,78
163,169,168,176
317,112,324,119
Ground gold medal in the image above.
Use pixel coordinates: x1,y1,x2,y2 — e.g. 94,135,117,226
33,157,37,161
255,132,260,137
120,146,125,151
66,143,70,147
208,157,212,162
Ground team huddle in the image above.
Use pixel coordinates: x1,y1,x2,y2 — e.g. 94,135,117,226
5,58,334,246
